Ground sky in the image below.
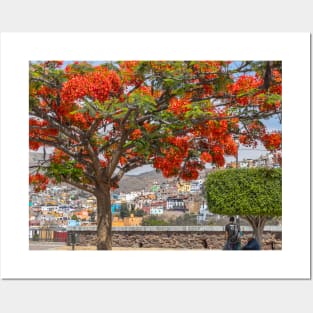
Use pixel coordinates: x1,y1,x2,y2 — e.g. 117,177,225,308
126,142,273,176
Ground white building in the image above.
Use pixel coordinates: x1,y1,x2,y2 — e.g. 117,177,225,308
150,207,164,215
166,197,186,211
190,179,203,192
197,203,214,224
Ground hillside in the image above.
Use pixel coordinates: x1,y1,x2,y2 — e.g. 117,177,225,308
30,152,168,193
117,170,168,193
29,151,53,166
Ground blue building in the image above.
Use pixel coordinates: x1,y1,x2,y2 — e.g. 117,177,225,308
111,203,121,213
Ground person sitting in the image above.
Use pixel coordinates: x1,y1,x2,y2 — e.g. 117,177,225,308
241,237,260,250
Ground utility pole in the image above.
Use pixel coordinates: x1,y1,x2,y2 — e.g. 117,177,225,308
234,136,240,168
236,151,239,168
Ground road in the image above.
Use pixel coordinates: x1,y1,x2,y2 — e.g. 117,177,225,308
29,241,67,250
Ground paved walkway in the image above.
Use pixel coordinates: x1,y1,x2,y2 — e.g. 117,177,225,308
29,241,68,250
29,241,178,250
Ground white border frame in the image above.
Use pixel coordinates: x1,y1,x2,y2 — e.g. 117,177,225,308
0,33,310,279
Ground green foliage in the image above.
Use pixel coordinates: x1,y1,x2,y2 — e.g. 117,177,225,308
120,204,130,219
134,209,145,217
46,161,84,183
32,233,39,241
171,213,198,226
90,212,96,222
142,215,169,226
205,168,282,217
71,214,78,221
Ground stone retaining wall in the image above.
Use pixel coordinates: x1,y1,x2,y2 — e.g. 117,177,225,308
68,226,282,250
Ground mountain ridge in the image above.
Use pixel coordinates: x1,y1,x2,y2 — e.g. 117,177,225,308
30,152,167,193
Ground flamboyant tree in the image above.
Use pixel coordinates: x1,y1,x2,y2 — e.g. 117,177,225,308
29,60,282,250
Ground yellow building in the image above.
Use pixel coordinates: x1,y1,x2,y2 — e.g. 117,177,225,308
124,214,143,226
112,214,143,226
76,210,89,220
112,216,125,227
177,182,191,193
186,199,201,214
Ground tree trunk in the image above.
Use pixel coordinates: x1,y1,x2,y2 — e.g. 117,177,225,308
95,184,112,250
245,216,267,249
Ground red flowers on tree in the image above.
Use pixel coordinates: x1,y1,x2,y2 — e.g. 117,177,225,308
29,173,49,192
61,68,121,103
261,132,282,151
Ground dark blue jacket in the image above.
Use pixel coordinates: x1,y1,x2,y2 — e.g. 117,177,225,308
242,238,260,250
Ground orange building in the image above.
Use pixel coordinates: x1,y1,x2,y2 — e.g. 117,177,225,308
76,210,89,220
124,214,143,226
112,216,125,227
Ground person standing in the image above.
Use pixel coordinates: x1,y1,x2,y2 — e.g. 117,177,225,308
224,216,241,250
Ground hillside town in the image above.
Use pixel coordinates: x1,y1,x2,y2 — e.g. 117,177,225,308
29,153,281,239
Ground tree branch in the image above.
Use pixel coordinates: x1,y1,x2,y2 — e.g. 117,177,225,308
111,158,145,184
85,117,103,139
30,77,59,88
31,106,83,142
62,178,95,195
29,137,93,169
107,128,131,178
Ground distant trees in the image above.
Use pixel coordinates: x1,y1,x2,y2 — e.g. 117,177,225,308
172,213,198,226
142,216,169,226
71,214,78,221
133,209,145,217
205,167,282,246
119,203,130,219
119,204,145,219
142,213,198,226
90,211,96,222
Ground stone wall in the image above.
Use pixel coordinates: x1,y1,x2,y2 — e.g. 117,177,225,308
68,226,282,250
